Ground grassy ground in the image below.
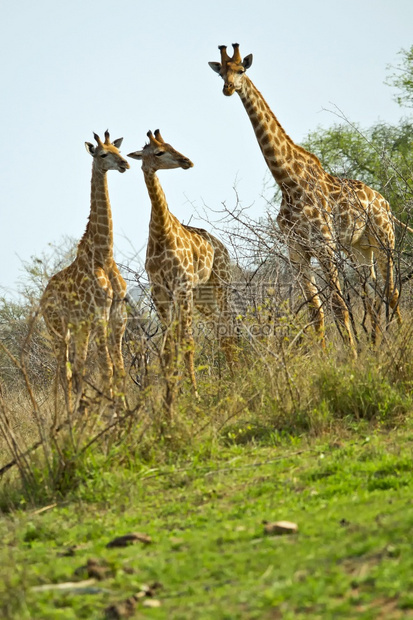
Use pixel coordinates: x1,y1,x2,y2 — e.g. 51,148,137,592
1,423,413,619
2,313,413,619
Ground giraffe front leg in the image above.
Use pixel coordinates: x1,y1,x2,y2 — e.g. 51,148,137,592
71,323,91,411
94,319,114,401
108,299,127,399
349,244,381,344
151,284,183,417
55,332,74,414
318,247,357,356
301,273,327,348
289,244,327,350
151,283,175,374
176,289,198,397
375,248,402,329
108,266,128,401
72,323,90,390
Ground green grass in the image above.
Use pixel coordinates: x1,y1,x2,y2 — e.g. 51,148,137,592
1,427,413,619
2,314,413,618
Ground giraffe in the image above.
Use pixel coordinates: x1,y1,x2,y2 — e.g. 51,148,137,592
41,130,129,409
127,130,235,399
209,43,407,350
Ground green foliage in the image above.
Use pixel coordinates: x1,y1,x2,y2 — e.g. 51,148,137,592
386,45,413,109
302,120,413,218
313,359,411,422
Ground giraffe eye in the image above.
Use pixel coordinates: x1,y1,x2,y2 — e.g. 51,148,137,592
237,69,244,75
155,151,165,157
100,153,108,158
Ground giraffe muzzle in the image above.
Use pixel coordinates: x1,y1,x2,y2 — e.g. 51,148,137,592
180,159,194,169
223,83,235,96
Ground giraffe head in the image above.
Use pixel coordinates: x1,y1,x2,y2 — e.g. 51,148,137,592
85,130,130,173
209,43,253,96
127,130,194,171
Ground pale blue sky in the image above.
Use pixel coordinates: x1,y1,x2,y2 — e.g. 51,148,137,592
1,0,412,297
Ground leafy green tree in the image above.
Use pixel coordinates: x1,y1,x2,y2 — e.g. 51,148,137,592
386,45,413,108
302,120,413,219
298,45,413,220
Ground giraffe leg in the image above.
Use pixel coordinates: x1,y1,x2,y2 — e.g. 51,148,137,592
108,267,128,398
153,283,198,401
53,331,73,414
72,324,90,389
42,300,74,409
45,318,75,413
350,243,381,344
214,278,237,368
374,245,402,327
288,244,327,349
176,288,198,396
108,298,127,397
52,327,88,416
151,283,174,372
317,246,357,354
195,277,237,369
93,319,114,400
151,284,184,417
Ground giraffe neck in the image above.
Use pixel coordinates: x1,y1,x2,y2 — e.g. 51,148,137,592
78,164,114,264
143,168,176,240
238,76,322,189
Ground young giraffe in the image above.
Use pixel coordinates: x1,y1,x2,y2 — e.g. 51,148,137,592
209,43,407,350
128,130,234,397
41,130,129,408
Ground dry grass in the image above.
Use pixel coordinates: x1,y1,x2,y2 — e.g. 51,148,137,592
1,287,412,512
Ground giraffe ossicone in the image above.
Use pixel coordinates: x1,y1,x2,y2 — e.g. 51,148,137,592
210,43,405,351
41,130,129,410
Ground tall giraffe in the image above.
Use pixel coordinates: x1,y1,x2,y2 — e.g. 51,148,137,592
209,43,405,349
41,130,129,407
128,130,234,398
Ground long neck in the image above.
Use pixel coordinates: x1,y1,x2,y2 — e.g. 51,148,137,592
143,167,176,238
238,76,320,189
78,164,113,264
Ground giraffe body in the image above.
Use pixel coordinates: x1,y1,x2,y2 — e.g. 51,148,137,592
41,131,129,407
209,44,402,349
128,130,234,398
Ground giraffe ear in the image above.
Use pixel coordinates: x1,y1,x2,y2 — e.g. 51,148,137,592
112,137,123,149
127,150,143,160
243,54,253,70
85,142,95,156
208,61,221,74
